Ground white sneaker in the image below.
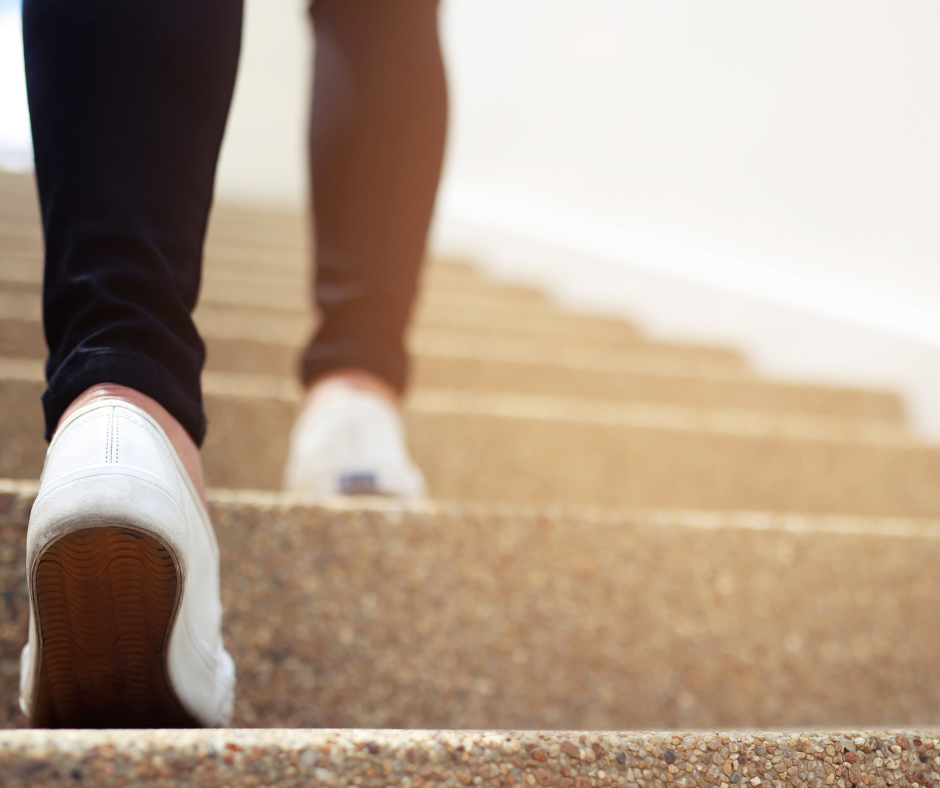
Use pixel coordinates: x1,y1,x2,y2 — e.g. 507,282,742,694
282,388,427,499
20,399,235,728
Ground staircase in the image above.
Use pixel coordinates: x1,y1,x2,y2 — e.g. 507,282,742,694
1,167,940,786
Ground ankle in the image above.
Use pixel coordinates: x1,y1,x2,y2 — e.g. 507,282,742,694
57,383,209,510
302,369,401,413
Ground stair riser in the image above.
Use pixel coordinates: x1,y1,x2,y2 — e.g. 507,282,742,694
0,333,903,425
0,287,644,352
413,356,904,423
2,260,610,344
0,225,531,292
0,320,45,360
0,313,899,421
0,319,305,377
404,408,937,515
0,380,931,514
3,729,938,788
4,487,940,730
0,215,308,255
0,310,747,375
0,315,748,385
0,257,554,312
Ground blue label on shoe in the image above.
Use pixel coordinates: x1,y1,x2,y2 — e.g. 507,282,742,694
339,472,380,495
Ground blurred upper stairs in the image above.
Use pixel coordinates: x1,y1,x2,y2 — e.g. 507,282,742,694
1,168,940,787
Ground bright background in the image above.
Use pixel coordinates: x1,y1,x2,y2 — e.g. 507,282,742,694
4,1,940,435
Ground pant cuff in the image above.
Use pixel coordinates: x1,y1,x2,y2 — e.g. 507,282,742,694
42,348,207,446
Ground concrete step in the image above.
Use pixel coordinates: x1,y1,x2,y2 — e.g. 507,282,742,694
0,252,550,310
195,305,730,364
389,390,929,514
0,307,896,423
4,480,940,731
1,729,938,788
411,354,905,424
0,310,750,382
0,178,746,377
0,241,557,312
0,179,37,210
0,361,925,513
0,201,466,281
0,291,748,375
0,193,481,272
0,207,313,251
0,276,641,347
0,173,630,342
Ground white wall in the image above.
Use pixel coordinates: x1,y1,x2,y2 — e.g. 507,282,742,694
440,0,940,302
215,0,311,207
431,1,940,437
0,1,31,171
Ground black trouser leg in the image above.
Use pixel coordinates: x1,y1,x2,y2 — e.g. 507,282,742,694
302,0,448,394
23,0,242,445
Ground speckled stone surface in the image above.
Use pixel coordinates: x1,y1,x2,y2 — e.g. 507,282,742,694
0,373,930,511
5,481,940,731
7,170,940,780
0,310,748,383
2,190,648,349
4,729,940,788
409,356,904,424
0,265,587,337
398,396,935,515
0,243,556,317
0,251,560,315
0,292,746,372
0,296,904,421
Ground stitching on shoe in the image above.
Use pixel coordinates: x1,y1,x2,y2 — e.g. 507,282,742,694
51,409,110,452
105,407,112,464
113,410,180,470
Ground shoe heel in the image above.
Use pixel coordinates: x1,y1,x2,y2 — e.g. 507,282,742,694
31,524,199,728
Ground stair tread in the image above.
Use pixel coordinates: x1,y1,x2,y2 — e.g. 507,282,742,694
4,479,940,731
3,170,935,753
0,292,749,373
0,728,936,788
0,362,926,509
0,249,572,313
0,282,639,346
0,356,908,440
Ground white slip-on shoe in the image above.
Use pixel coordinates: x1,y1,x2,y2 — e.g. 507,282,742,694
19,398,235,728
282,388,427,499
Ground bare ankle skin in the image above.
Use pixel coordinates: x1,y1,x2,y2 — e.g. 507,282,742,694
56,383,209,511
302,369,401,413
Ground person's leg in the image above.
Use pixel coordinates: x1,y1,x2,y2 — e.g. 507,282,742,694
301,0,448,397
24,0,241,475
284,0,446,498
20,0,241,728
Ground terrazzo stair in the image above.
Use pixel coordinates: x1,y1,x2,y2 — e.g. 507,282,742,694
0,274,753,374
0,362,925,512
0,236,554,312
0,251,567,317
4,729,940,788
0,302,747,380
0,258,644,346
5,480,940,732
4,166,940,786
0,273,649,352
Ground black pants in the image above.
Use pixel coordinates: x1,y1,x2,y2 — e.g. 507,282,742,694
23,0,447,446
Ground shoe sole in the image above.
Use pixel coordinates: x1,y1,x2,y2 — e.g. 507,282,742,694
30,524,200,728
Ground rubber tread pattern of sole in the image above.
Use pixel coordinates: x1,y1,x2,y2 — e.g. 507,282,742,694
30,525,199,728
